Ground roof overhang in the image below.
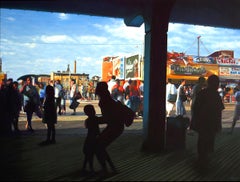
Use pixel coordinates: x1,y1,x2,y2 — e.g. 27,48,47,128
1,0,240,29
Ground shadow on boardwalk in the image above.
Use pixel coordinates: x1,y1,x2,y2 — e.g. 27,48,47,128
1,126,240,181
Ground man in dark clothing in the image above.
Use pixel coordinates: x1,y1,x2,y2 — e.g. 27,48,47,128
191,75,225,169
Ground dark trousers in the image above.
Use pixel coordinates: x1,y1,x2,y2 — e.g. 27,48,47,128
47,122,55,141
197,131,215,163
95,125,124,171
55,97,61,114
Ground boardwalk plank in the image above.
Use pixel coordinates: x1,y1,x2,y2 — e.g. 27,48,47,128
1,102,240,181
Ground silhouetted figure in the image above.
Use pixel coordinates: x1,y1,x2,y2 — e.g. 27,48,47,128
0,78,19,136
54,79,63,115
95,82,125,176
191,74,225,169
69,79,78,115
39,85,57,145
0,79,8,136
81,104,100,175
229,81,240,134
20,77,42,132
12,81,22,134
190,76,206,132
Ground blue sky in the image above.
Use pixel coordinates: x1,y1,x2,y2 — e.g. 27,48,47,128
1,8,240,81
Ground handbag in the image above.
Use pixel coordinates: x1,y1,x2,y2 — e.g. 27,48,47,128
167,94,177,103
74,92,82,100
180,94,187,102
69,100,80,109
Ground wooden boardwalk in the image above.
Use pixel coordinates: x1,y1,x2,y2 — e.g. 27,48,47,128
1,101,240,181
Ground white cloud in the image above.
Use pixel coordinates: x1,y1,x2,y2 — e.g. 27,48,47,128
6,17,15,21
188,25,219,35
76,35,108,44
35,57,64,64
1,51,16,56
58,13,69,20
168,23,185,32
23,43,36,48
94,20,144,42
168,23,240,56
40,35,75,43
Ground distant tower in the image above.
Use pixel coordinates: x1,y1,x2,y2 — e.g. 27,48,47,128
74,60,77,74
67,64,70,73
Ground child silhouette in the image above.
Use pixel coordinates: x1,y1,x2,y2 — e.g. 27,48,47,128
81,104,100,175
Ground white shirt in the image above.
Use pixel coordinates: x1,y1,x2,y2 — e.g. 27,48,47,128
139,83,144,93
166,83,177,99
54,83,62,98
108,79,116,94
70,84,77,98
123,82,129,90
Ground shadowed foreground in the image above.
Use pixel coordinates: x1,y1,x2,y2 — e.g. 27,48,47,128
1,126,240,181
1,101,240,181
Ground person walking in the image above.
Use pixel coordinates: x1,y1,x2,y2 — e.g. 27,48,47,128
54,80,63,115
127,80,141,117
166,78,177,117
229,82,240,134
111,79,124,104
175,79,187,116
38,82,46,108
69,79,78,115
20,77,42,132
2,79,22,135
138,80,144,117
107,75,116,95
191,74,225,169
39,85,57,145
12,81,22,134
80,104,100,176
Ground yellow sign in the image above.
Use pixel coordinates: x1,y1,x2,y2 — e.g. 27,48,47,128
167,63,219,81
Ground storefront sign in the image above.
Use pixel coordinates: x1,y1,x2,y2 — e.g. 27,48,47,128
125,54,139,79
170,64,206,75
219,66,240,77
217,58,239,65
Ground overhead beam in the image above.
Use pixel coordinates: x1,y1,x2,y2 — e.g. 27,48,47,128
1,0,240,29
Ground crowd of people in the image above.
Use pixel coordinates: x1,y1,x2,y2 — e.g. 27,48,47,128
1,74,240,176
0,77,73,135
107,75,144,118
0,75,144,135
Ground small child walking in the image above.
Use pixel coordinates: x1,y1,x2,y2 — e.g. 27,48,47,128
39,85,57,145
81,104,100,175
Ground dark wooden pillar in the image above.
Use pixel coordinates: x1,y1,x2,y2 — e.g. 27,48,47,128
142,0,175,152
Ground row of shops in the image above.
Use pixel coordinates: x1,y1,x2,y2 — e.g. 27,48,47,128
101,50,239,103
102,50,240,86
